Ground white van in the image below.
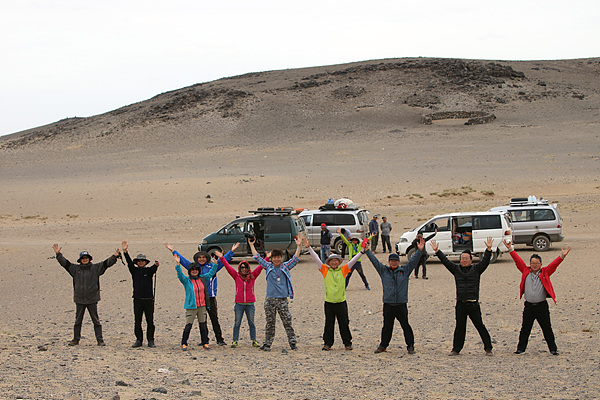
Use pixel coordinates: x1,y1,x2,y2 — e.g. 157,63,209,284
395,211,513,263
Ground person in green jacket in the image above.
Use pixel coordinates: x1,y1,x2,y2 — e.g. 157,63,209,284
337,228,371,290
304,237,363,351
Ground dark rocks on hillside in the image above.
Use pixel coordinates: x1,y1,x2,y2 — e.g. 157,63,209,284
405,93,441,107
331,86,366,99
421,111,496,125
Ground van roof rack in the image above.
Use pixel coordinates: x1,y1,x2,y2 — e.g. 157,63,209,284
509,198,550,206
249,207,294,215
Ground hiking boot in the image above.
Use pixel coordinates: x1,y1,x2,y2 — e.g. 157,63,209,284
449,351,460,356
252,340,260,348
131,340,143,348
422,276,429,280
550,350,559,355
322,345,331,351
485,350,494,356
217,340,227,346
147,340,156,348
182,344,188,351
345,345,353,351
203,344,210,350
231,341,238,348
259,344,271,352
290,343,298,350
97,340,106,346
374,346,386,354
407,346,415,354
365,285,371,290
514,349,525,355
68,339,79,346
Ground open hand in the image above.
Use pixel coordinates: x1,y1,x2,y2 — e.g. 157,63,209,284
484,236,494,250
430,240,439,253
52,244,61,254
561,246,571,258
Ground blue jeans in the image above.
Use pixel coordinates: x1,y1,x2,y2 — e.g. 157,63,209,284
320,246,331,263
233,303,256,342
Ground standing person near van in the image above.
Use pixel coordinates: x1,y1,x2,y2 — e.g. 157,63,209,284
165,242,237,346
364,237,425,354
52,243,120,346
304,237,363,350
215,247,263,348
320,223,333,262
503,239,571,355
380,216,393,253
369,215,380,252
339,228,350,259
249,236,303,351
431,237,494,356
412,229,437,279
121,241,159,348
174,253,217,350
337,227,371,290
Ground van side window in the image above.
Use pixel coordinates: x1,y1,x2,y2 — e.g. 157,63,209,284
300,215,311,226
265,218,290,234
334,214,356,225
423,217,449,232
313,214,334,226
533,209,555,221
509,210,529,222
474,215,501,230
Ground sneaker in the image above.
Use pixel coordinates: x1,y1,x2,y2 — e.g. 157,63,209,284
485,350,494,356
550,350,559,355
514,349,525,355
259,345,271,352
449,351,460,356
407,346,415,354
374,346,386,354
415,276,419,279
131,340,143,348
182,344,188,351
322,345,331,351
290,344,298,350
231,341,238,348
345,345,353,351
147,340,156,348
203,344,210,350
422,276,429,280
252,340,260,348
217,340,227,346
68,339,79,346
365,285,371,290
97,340,106,346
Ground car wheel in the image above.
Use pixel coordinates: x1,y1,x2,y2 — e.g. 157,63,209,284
490,249,499,263
406,247,416,261
334,238,344,254
532,235,551,252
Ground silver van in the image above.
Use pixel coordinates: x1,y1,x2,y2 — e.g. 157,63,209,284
396,211,513,263
488,198,564,251
299,206,370,254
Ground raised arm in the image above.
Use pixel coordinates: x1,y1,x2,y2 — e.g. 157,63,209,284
248,237,258,257
294,236,303,258
404,238,424,275
307,246,324,269
475,236,494,274
431,240,458,274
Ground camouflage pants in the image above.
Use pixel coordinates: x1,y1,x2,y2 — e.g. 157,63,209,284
263,297,296,347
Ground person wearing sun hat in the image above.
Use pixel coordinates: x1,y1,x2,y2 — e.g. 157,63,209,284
364,236,424,354
305,237,363,351
52,243,120,347
337,227,371,290
122,241,159,348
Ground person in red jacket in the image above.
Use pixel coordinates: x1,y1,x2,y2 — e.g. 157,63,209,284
503,239,571,355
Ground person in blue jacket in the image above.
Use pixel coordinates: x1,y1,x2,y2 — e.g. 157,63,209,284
165,242,237,346
364,237,424,354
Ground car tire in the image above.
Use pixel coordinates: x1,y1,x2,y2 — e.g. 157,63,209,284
334,238,344,255
490,249,499,263
532,235,551,252
406,247,416,261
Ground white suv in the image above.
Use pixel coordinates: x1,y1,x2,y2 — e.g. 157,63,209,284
488,198,564,252
299,206,370,254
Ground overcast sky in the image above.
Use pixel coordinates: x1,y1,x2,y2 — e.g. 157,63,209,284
1,0,598,136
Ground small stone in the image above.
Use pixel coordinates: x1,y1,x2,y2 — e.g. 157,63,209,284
152,387,168,394
115,380,129,387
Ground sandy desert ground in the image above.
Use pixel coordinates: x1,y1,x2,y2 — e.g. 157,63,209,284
1,57,599,399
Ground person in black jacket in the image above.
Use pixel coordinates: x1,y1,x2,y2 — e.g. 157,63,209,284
122,241,159,348
431,236,494,356
411,229,437,279
53,243,119,346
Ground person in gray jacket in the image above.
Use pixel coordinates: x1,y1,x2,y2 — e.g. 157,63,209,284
364,237,424,354
53,243,120,346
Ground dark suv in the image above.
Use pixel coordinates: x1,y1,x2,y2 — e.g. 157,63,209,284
199,208,306,259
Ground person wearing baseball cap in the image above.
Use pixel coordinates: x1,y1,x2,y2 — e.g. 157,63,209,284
364,236,425,354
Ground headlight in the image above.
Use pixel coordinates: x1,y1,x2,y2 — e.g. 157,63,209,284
201,239,208,244
400,238,408,243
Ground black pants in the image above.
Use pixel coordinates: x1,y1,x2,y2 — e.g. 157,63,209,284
207,296,224,342
340,242,347,258
414,255,427,277
345,261,369,288
182,321,209,346
381,235,392,252
380,303,414,349
74,303,102,341
133,298,155,342
323,301,352,347
453,301,492,353
517,300,557,352
371,234,379,251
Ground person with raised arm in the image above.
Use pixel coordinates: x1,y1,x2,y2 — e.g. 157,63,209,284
503,239,571,355
430,236,494,356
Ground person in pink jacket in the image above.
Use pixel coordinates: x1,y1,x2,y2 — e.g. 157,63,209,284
215,247,263,348
503,239,571,355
